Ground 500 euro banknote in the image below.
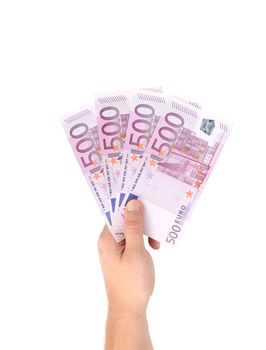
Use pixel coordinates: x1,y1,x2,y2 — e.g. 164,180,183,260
116,90,167,215
113,98,231,245
94,93,130,220
61,108,123,241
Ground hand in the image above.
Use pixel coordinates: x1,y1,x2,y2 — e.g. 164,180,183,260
98,199,160,349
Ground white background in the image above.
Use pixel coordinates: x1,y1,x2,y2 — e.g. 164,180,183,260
0,0,265,349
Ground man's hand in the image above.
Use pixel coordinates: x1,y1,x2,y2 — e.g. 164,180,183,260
98,199,160,350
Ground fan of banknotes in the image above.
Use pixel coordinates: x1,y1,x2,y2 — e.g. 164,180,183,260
62,88,231,247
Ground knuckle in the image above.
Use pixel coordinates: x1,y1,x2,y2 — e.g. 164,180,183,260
125,219,141,229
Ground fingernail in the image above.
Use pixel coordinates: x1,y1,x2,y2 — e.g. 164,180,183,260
126,200,140,211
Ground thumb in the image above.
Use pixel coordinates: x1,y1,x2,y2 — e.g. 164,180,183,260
124,199,145,250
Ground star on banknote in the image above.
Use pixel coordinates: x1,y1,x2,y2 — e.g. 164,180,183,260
131,154,138,161
186,190,193,198
113,145,120,152
93,172,101,180
195,180,201,188
110,157,117,165
149,159,156,166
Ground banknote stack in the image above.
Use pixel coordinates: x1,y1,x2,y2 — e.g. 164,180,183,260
62,88,231,247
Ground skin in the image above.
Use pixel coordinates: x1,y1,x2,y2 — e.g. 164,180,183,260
98,199,160,350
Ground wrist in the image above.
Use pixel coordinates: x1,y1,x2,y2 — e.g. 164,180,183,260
107,305,147,322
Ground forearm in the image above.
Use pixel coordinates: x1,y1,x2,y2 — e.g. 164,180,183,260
105,311,153,350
